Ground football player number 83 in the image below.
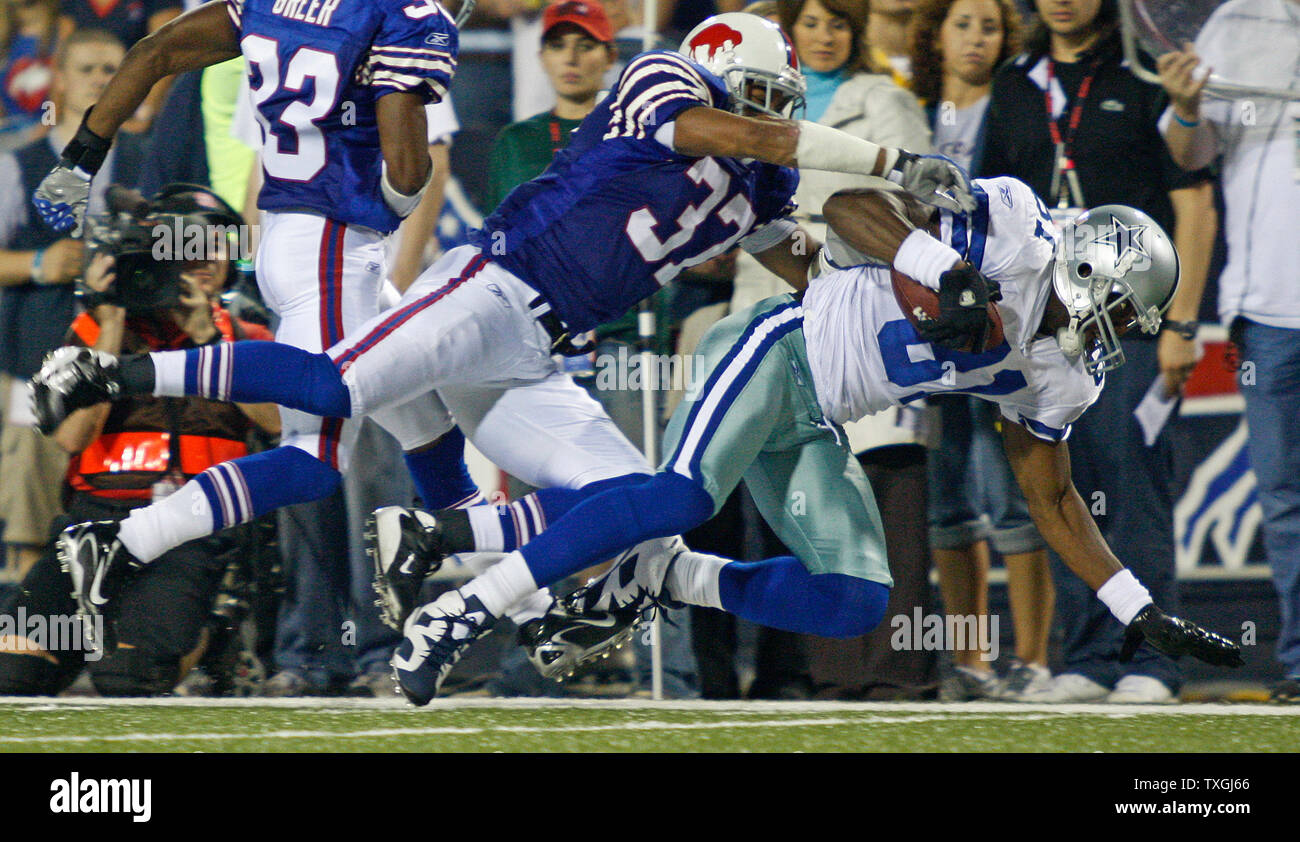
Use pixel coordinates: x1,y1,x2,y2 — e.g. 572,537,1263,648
243,35,340,182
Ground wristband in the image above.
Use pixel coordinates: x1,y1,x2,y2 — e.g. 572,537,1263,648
1096,569,1153,625
30,249,44,284
59,107,113,177
1161,319,1198,340
893,229,961,291
1171,110,1200,128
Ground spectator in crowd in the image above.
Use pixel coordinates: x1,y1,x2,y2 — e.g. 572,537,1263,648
908,0,1051,701
59,0,181,135
0,0,59,152
488,0,617,211
0,184,278,696
0,27,140,583
865,0,916,85
1156,0,1300,702
979,0,1217,703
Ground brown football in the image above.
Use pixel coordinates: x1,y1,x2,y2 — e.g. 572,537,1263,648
890,267,1005,353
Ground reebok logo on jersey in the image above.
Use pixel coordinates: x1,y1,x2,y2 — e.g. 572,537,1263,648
998,184,1014,208
425,32,451,46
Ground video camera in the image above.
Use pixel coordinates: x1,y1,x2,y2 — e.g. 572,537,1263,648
81,183,244,315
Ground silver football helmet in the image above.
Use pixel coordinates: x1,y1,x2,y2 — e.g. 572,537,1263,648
1052,205,1180,374
679,13,806,120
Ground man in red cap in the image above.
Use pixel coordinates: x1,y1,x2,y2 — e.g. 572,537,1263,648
487,1,617,210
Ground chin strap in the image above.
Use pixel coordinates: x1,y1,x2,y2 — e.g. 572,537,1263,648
1056,318,1084,358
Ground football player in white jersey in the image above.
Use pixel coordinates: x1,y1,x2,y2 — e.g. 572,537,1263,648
386,175,1243,696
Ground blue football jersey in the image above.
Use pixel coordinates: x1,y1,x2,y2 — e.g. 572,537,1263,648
468,51,799,333
224,0,457,234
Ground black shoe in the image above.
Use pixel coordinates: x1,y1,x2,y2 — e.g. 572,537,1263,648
56,520,141,654
518,600,641,681
1269,678,1300,704
367,506,445,631
31,347,123,435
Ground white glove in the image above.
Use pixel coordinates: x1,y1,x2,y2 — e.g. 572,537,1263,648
890,152,977,215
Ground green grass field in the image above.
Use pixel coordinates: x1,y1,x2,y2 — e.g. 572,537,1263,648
3,697,1297,752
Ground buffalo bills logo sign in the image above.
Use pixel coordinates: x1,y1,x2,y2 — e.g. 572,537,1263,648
688,23,744,62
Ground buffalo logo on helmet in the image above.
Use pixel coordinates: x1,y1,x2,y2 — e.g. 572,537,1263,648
687,23,745,63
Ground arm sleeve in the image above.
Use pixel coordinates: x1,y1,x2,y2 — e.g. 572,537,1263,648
604,51,716,146
366,2,459,104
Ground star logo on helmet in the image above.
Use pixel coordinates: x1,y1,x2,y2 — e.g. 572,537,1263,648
1088,215,1150,265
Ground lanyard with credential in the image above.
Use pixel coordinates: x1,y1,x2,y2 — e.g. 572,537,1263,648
548,116,567,159
1044,57,1101,208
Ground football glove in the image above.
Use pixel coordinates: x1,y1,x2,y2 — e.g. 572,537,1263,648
891,151,977,215
916,263,1002,351
32,108,112,237
1119,604,1245,668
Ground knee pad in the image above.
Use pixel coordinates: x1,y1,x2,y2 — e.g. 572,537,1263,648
88,646,179,697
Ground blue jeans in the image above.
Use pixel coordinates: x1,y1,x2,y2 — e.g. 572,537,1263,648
928,395,1043,554
1053,338,1180,690
1236,319,1300,678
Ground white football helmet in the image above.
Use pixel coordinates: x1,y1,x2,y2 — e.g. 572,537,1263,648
679,13,806,119
1052,205,1180,374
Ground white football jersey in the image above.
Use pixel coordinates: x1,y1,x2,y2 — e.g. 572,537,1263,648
803,176,1104,442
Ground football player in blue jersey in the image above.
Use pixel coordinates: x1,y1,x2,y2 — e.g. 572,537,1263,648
31,13,977,692
26,0,511,649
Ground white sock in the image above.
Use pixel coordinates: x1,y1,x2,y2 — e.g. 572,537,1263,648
117,480,214,563
150,349,189,397
467,505,505,552
454,552,551,623
665,549,726,610
460,551,537,619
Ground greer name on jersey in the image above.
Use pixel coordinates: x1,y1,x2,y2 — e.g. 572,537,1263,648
802,176,1104,442
469,50,800,334
225,0,457,234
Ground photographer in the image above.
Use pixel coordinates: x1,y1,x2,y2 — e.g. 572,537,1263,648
0,184,278,696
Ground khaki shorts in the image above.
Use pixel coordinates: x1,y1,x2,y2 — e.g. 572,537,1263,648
0,420,69,546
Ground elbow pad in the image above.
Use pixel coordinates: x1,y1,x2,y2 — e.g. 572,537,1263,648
381,160,433,219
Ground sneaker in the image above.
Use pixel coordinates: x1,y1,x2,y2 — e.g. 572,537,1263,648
31,346,123,435
1107,674,1177,704
939,665,1000,701
56,520,141,653
261,670,311,698
994,660,1053,701
346,670,400,698
1018,672,1110,703
367,506,445,631
569,536,688,616
391,590,496,706
1268,678,1300,704
518,599,641,681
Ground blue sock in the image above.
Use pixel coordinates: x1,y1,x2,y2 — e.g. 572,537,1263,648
182,341,351,418
519,471,713,586
403,428,481,509
193,445,342,529
491,474,648,552
718,560,890,639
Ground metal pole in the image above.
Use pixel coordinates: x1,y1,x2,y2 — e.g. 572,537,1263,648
640,0,663,703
